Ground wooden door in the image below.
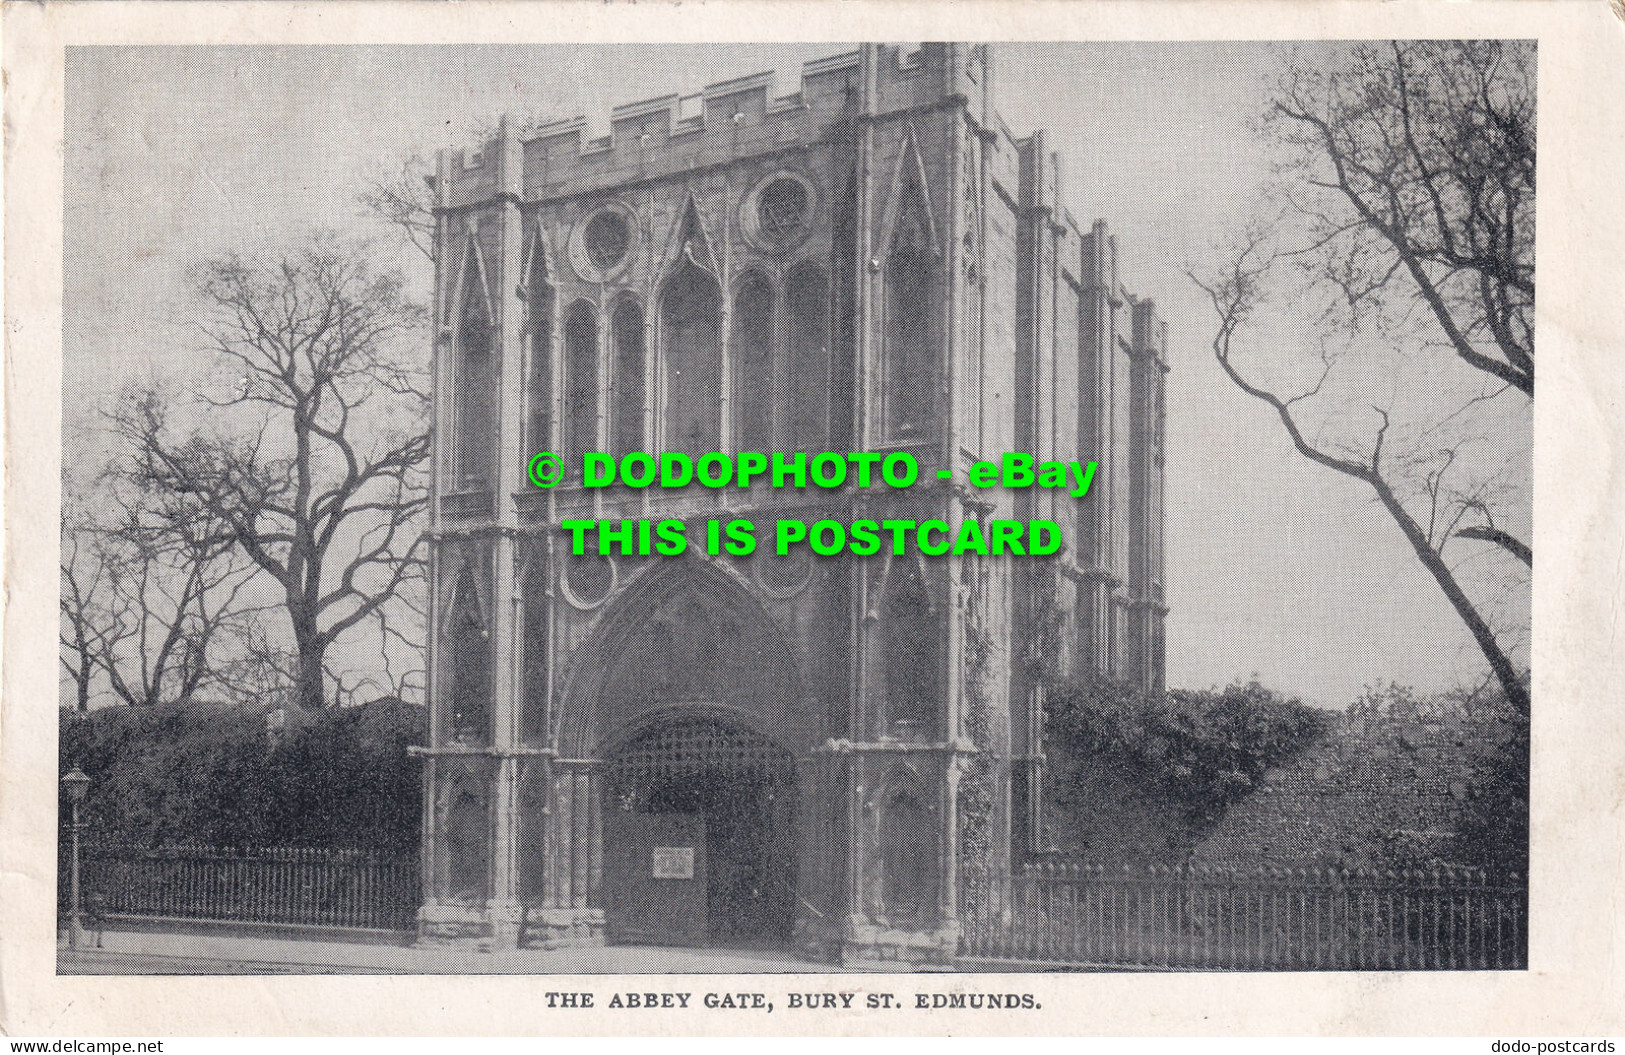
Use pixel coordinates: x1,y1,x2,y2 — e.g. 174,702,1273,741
601,811,708,945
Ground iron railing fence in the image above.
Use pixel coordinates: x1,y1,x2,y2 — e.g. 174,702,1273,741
58,844,1529,965
958,862,1526,970
59,843,419,931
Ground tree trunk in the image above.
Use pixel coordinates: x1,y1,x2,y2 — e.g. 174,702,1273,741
69,630,92,711
292,616,327,710
1370,476,1530,716
295,651,326,710
1206,300,1530,718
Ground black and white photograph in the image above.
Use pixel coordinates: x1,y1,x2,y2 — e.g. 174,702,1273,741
5,0,1622,1039
48,37,1535,975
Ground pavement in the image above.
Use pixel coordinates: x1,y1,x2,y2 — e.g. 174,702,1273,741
55,922,849,975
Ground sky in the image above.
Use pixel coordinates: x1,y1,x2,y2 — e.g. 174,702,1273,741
62,42,1531,708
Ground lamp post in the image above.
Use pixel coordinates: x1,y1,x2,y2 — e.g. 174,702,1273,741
60,766,91,950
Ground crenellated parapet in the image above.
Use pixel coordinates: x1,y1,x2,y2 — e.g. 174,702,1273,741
437,45,1001,212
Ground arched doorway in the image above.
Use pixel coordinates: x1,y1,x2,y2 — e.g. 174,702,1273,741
600,712,797,948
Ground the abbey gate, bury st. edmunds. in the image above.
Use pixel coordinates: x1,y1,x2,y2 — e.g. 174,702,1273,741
416,43,1168,965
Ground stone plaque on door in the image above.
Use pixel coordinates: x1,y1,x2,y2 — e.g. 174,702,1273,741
652,846,695,880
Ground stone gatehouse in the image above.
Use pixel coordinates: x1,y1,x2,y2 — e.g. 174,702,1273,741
417,43,1167,964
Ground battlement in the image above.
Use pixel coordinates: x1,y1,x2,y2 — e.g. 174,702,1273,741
437,44,992,210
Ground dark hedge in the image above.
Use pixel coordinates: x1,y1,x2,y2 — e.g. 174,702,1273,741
58,698,424,855
1044,677,1331,832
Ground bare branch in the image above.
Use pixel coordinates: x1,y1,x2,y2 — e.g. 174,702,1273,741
357,153,438,262
1455,525,1532,568
113,235,430,709
1200,42,1532,715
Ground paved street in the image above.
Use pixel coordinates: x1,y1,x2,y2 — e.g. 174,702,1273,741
56,926,850,975
58,950,393,974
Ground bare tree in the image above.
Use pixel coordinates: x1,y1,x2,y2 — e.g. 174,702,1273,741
1272,41,1534,401
1193,40,1534,715
327,581,428,706
60,491,111,713
358,152,437,263
60,458,255,710
99,485,255,709
112,237,430,710
1196,241,1527,715
214,613,300,710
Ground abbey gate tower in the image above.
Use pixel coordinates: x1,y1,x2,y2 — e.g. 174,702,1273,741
418,43,1168,964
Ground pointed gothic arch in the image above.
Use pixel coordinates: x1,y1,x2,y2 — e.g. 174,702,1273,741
875,552,942,738
562,299,599,467
555,559,807,759
784,261,831,449
609,294,647,460
879,128,940,440
445,561,491,744
660,193,719,275
441,770,490,905
660,254,723,459
452,235,497,488
729,271,775,454
877,126,940,256
875,765,937,925
524,227,557,456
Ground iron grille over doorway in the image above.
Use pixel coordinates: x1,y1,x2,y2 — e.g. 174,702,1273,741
601,713,797,947
605,715,793,804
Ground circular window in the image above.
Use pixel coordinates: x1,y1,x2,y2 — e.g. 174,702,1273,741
583,210,631,271
757,178,810,239
754,547,814,599
569,203,638,282
742,171,816,253
562,553,616,609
